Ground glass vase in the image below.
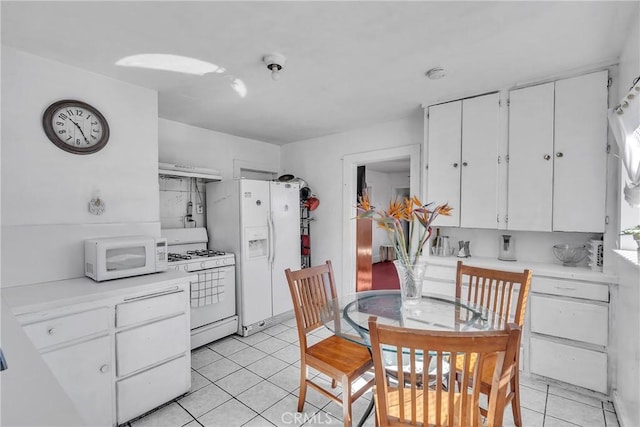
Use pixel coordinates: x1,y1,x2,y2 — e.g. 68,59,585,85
393,259,427,305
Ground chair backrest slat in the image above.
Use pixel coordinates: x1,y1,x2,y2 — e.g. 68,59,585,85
456,261,532,328
369,316,521,427
285,261,339,348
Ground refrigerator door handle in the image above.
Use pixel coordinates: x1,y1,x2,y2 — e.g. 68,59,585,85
267,211,275,266
270,212,276,266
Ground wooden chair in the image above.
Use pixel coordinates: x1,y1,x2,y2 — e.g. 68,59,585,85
368,316,521,427
285,261,375,427
455,261,532,427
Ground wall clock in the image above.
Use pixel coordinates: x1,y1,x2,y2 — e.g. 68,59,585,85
42,100,110,155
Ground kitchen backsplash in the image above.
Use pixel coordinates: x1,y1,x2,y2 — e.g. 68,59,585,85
431,227,603,268
159,176,207,229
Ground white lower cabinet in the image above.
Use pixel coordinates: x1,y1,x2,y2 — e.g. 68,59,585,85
113,288,191,423
116,314,188,376
530,337,608,393
424,259,613,392
117,355,190,424
42,335,113,426
529,276,610,393
11,274,192,427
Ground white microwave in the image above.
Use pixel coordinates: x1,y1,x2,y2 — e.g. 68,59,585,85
85,236,168,282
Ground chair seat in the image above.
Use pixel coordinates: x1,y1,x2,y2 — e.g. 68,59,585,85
307,335,373,377
382,387,480,427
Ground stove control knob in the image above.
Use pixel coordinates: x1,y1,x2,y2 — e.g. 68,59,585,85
183,265,189,271
201,262,205,269
216,260,221,266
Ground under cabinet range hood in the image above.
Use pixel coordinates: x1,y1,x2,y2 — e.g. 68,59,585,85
158,162,222,181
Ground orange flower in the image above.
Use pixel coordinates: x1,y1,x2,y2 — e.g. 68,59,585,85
386,199,406,221
435,203,453,216
356,194,453,264
357,192,372,211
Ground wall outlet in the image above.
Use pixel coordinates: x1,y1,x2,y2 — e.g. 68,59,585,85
196,203,203,214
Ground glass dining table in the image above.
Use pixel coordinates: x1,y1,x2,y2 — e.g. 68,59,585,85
319,289,509,427
321,289,508,346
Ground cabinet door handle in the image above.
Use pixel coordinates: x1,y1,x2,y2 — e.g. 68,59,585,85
452,163,458,168
543,154,551,160
99,364,109,374
556,152,564,158
47,328,55,335
462,162,468,167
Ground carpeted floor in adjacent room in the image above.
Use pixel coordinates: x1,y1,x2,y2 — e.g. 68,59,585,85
371,261,399,290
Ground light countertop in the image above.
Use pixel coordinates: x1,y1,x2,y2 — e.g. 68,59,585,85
612,249,640,269
425,255,618,283
1,270,196,315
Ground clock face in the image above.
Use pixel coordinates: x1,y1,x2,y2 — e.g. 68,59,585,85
43,100,110,154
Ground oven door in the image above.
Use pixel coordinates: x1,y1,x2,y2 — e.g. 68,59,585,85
190,265,236,330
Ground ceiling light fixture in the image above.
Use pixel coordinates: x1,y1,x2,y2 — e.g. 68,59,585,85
425,67,446,80
263,53,287,81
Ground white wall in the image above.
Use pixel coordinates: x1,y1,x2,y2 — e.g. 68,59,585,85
616,7,640,251
281,112,423,293
1,47,160,287
158,118,280,182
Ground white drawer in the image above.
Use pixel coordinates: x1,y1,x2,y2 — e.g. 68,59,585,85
22,307,109,350
116,355,190,424
116,290,186,328
424,264,456,282
116,314,188,377
530,295,608,346
532,277,608,302
530,337,607,393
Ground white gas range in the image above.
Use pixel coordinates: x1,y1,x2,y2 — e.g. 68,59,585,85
162,228,238,349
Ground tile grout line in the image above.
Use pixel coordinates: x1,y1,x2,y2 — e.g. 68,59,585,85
175,400,204,427
542,384,549,427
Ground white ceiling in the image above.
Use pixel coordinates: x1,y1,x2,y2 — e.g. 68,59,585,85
2,1,636,145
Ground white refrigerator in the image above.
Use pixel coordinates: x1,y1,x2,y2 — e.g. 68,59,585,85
206,179,301,336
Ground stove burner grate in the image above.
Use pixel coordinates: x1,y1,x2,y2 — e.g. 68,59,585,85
168,253,192,262
186,249,227,257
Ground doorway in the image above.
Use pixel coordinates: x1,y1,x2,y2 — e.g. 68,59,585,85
342,145,421,295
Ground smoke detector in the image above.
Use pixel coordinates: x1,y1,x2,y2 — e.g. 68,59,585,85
263,53,287,81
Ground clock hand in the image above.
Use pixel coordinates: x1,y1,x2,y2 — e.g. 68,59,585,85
69,119,90,143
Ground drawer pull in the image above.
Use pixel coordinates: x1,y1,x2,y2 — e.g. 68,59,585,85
47,328,55,335
555,286,576,291
100,364,109,374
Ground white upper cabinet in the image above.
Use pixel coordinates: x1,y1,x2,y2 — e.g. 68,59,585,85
507,71,608,232
507,82,555,231
553,71,608,232
427,100,462,227
427,93,499,228
460,93,500,229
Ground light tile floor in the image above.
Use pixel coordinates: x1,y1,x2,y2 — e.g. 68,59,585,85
125,319,619,427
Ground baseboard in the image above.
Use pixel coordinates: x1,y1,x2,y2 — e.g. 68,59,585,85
613,389,635,427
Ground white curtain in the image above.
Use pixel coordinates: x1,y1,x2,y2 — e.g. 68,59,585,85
608,83,640,207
